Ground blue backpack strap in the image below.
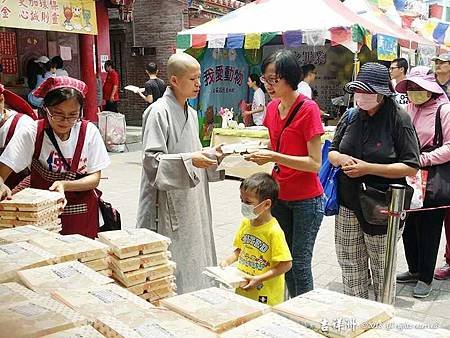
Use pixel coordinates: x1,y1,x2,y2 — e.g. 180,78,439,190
345,107,358,124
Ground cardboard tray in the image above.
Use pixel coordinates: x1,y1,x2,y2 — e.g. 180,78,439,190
138,282,176,302
83,257,110,271
0,282,44,305
0,241,56,283
220,312,325,337
0,217,61,227
0,225,56,244
41,325,105,338
109,251,171,273
30,234,109,263
0,297,87,338
125,275,176,295
93,308,218,338
0,203,62,221
160,287,270,333
112,261,176,287
98,229,171,259
52,283,156,321
273,288,395,338
0,188,65,212
18,260,114,295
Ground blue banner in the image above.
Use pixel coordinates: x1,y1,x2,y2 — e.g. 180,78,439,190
197,48,249,144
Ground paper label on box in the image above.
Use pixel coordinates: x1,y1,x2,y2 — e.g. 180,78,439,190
256,324,301,338
13,227,40,234
0,243,26,255
10,302,47,317
135,320,176,338
88,289,125,304
57,236,82,244
52,264,80,279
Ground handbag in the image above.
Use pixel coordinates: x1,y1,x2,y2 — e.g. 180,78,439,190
45,126,121,232
319,140,339,216
421,104,450,207
358,182,413,226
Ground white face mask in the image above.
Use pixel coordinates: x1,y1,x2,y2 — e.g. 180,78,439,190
241,201,264,220
354,92,380,111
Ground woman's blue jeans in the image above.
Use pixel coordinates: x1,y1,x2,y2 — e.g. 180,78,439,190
272,195,324,297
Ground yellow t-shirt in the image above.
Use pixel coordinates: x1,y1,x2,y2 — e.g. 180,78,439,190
233,217,292,306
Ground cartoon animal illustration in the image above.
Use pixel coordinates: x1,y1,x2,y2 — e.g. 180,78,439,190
63,5,74,31
82,9,92,32
72,6,83,30
202,106,215,141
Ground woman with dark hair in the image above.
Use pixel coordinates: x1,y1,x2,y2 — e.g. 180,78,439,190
245,49,324,297
0,77,110,238
243,73,266,126
329,62,420,303
44,56,69,78
26,58,48,108
395,66,450,298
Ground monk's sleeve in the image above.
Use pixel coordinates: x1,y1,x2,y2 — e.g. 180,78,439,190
142,108,200,191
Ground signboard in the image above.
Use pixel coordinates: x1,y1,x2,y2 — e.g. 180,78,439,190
198,48,249,144
0,32,17,56
0,0,97,35
1,57,18,74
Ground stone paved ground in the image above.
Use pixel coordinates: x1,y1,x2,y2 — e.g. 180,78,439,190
100,149,450,329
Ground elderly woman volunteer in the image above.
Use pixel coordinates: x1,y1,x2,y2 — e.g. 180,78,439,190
0,77,110,238
328,63,420,303
0,84,35,190
245,50,324,297
395,67,450,298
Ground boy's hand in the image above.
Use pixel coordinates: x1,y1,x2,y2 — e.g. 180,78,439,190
241,275,262,290
218,260,228,268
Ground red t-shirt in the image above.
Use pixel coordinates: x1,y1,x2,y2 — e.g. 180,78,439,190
103,70,120,102
264,95,324,201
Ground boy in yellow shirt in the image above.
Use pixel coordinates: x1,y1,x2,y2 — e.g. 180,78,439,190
219,173,292,306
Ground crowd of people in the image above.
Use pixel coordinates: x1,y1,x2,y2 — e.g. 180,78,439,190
1,48,450,307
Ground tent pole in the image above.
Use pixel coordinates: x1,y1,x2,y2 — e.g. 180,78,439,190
352,51,359,81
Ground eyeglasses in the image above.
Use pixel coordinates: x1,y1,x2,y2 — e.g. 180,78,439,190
260,76,281,86
389,67,399,71
46,108,81,124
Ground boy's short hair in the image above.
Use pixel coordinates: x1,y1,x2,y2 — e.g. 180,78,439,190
146,62,158,74
240,173,279,204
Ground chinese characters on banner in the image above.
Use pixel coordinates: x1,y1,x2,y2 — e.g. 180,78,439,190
0,0,97,35
198,49,249,144
0,32,17,74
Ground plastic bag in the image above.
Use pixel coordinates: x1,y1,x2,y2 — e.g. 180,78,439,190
406,169,428,210
98,111,127,152
319,140,340,216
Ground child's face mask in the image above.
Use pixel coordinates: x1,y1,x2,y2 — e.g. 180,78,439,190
241,201,265,220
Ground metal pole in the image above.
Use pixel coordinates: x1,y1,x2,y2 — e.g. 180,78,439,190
381,184,406,305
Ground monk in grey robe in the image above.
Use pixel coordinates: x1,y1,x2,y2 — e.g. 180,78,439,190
137,53,224,294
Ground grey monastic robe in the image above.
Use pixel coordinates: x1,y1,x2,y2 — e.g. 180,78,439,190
137,87,224,294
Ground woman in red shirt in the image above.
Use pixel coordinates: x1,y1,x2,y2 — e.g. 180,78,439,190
246,50,324,297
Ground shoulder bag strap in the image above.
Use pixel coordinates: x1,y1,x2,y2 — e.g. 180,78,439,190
275,99,306,152
433,104,445,148
5,113,23,146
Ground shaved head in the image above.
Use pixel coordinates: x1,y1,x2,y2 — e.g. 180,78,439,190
167,53,200,78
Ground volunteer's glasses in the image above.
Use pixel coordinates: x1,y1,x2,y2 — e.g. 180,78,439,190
260,76,281,86
45,108,81,124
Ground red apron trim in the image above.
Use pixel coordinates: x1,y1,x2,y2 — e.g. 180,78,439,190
5,113,23,146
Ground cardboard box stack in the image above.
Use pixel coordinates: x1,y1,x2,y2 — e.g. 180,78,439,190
29,234,111,276
0,282,88,338
98,229,176,304
0,188,64,232
160,287,270,333
41,325,106,338
17,260,114,296
0,241,56,283
0,225,56,245
273,288,395,338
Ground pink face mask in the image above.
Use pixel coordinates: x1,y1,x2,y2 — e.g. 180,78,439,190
354,92,379,111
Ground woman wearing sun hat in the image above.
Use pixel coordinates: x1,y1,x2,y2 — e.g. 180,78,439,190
0,76,110,238
328,62,420,303
395,66,450,298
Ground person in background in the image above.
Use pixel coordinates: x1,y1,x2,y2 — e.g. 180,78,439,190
96,74,103,113
138,62,166,105
0,77,110,239
245,50,324,297
44,56,69,78
389,58,409,110
103,60,120,112
27,56,49,108
219,173,292,306
433,53,450,100
243,74,266,126
329,62,420,303
395,66,450,297
297,64,317,99
432,54,450,281
0,83,35,190
137,53,224,294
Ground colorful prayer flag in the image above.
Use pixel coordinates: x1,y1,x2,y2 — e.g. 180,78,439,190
282,30,302,48
176,34,191,49
377,34,398,61
226,34,244,49
244,33,261,49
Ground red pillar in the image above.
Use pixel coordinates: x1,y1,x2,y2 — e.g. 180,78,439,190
79,34,98,122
